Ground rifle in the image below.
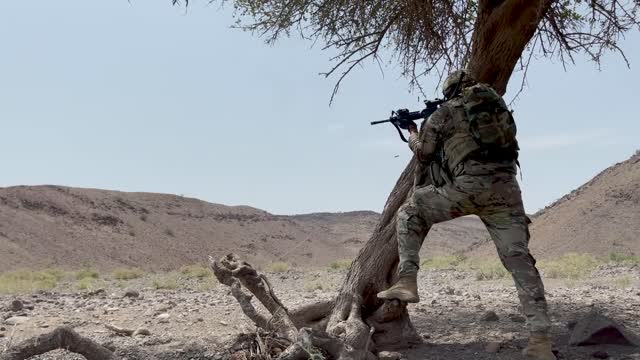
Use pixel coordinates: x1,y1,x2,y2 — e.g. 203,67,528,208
371,99,445,142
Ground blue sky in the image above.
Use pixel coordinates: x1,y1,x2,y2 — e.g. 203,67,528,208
1,0,638,215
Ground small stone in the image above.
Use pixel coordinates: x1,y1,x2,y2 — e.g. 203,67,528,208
124,290,140,298
133,328,151,336
485,341,502,353
40,323,50,328
444,287,455,295
156,313,170,323
0,327,5,331
4,316,29,325
480,311,500,322
0,333,5,338
508,314,526,323
592,351,609,359
220,320,229,326
10,299,24,312
378,351,402,360
196,317,204,322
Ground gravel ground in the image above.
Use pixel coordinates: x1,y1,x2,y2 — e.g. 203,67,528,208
1,265,639,360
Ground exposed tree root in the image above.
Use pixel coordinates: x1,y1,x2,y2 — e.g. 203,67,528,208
0,327,116,360
210,253,420,360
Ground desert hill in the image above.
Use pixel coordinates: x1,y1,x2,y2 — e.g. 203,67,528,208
0,185,488,272
468,151,640,259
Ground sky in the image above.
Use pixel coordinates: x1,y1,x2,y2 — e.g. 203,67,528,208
1,0,638,215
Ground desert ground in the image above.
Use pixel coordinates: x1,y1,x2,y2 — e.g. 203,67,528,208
1,260,639,360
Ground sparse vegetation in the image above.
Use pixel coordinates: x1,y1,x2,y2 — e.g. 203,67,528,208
112,267,144,280
608,252,640,266
467,260,510,281
180,264,212,279
614,275,633,289
75,268,100,280
328,259,352,271
422,255,467,270
0,269,62,294
76,277,98,290
304,279,328,292
539,253,602,280
265,262,290,273
152,273,180,290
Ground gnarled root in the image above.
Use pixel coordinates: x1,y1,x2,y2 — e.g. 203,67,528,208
0,327,116,360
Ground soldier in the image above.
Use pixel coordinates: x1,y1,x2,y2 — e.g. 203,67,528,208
377,70,556,360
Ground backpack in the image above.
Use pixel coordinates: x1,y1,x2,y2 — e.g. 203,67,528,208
461,83,518,151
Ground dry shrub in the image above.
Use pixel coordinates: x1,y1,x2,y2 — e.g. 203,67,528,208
75,268,100,280
112,267,144,280
539,253,601,280
152,273,180,290
608,252,640,266
180,264,213,279
328,259,352,271
0,269,63,294
421,255,467,270
265,262,290,273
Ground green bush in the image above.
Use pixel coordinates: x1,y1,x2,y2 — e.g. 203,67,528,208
422,255,467,270
472,261,510,281
328,259,352,271
180,264,212,279
76,277,97,290
0,270,61,294
75,268,100,280
112,268,144,280
152,273,180,290
608,252,640,266
265,262,290,273
614,275,633,288
539,253,602,280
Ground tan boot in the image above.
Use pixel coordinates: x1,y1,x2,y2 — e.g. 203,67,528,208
523,333,557,360
377,274,419,303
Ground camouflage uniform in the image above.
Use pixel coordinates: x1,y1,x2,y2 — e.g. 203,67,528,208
396,90,552,334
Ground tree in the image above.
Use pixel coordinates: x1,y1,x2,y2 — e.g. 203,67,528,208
4,0,636,359
195,0,639,359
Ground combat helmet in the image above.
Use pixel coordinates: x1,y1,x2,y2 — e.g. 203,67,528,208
442,70,476,98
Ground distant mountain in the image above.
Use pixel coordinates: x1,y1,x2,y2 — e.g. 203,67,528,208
0,185,490,272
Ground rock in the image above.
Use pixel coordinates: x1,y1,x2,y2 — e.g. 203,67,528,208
485,341,502,353
508,314,526,323
220,320,229,326
156,313,170,323
4,316,29,325
0,327,5,331
444,287,455,295
133,328,151,336
480,311,500,322
124,290,140,298
0,333,5,338
88,288,106,296
569,312,640,346
378,351,402,360
10,299,24,312
592,351,609,359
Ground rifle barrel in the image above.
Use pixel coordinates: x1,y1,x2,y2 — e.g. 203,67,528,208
370,119,391,125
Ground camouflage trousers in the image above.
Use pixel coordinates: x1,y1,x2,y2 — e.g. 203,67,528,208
397,162,551,333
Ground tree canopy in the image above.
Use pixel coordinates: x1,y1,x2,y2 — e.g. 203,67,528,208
175,0,639,98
